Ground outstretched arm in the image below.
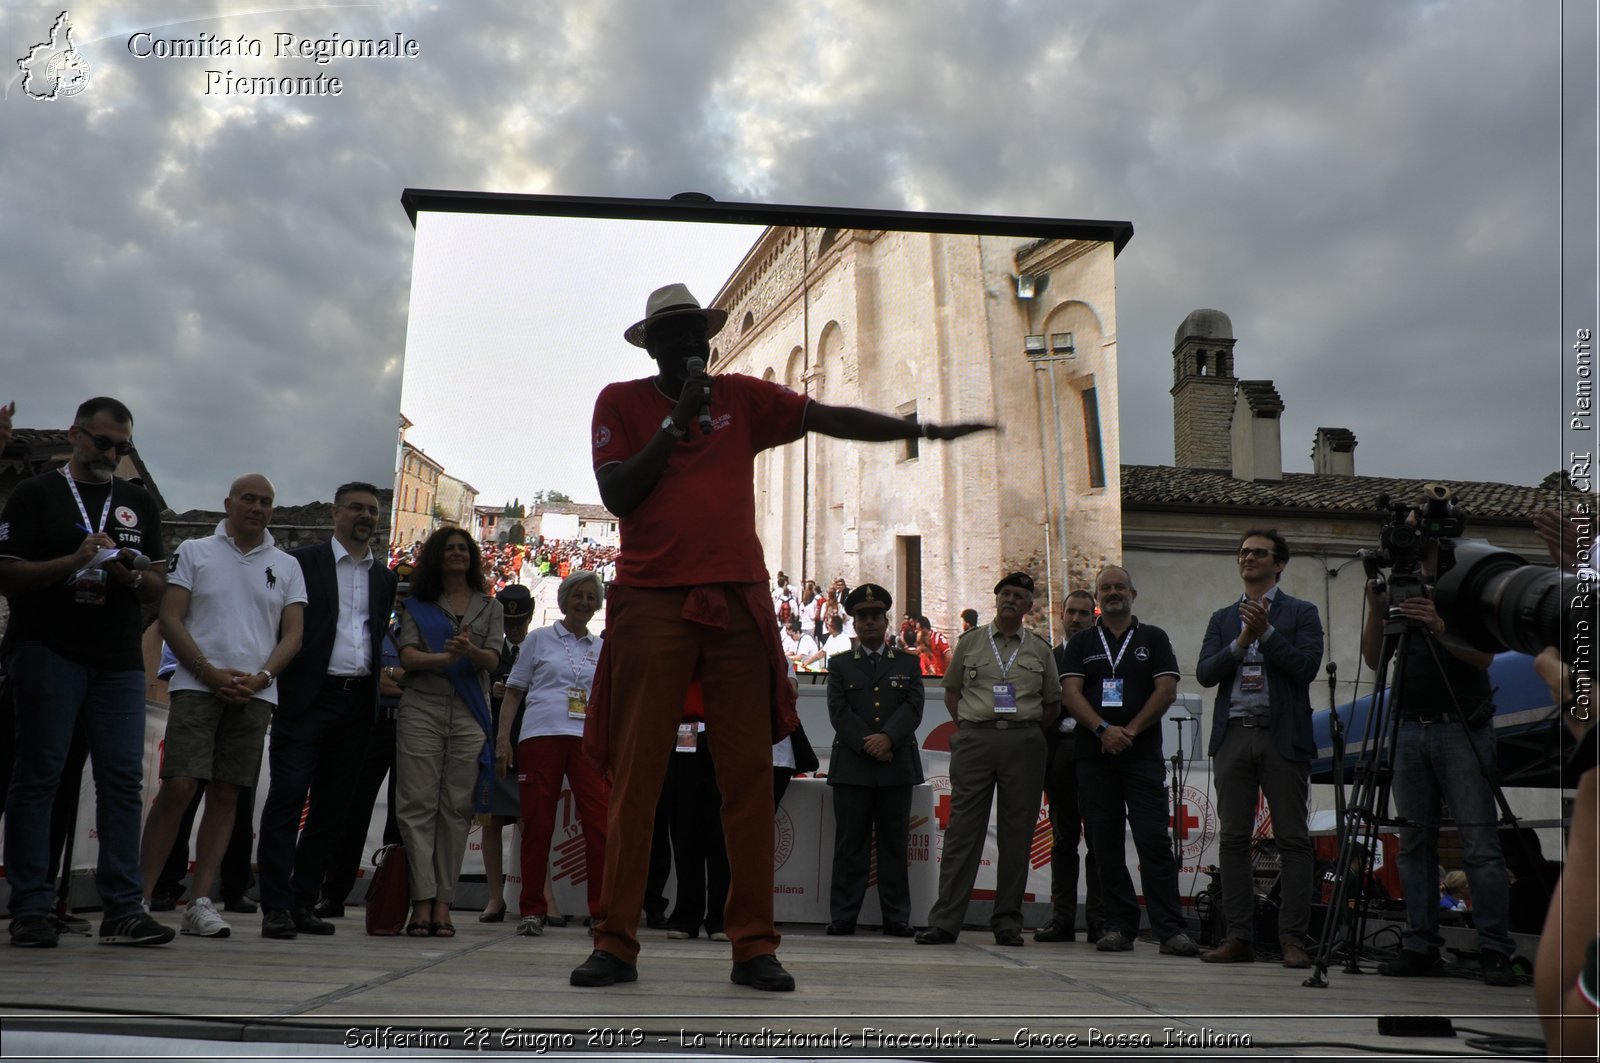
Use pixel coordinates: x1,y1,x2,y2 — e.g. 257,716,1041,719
804,402,993,443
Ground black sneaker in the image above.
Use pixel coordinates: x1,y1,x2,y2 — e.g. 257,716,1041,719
570,949,637,987
9,914,59,948
1480,949,1517,987
99,910,175,946
1377,949,1441,977
222,895,259,915
730,954,795,992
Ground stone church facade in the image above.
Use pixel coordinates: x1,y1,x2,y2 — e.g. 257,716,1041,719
708,224,1128,635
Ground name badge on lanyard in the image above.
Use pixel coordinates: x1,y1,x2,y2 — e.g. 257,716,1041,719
64,468,114,607
1240,661,1266,693
566,686,589,720
1096,625,1134,712
986,626,1023,714
676,722,699,753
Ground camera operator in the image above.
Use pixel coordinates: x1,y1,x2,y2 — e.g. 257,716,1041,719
1360,531,1517,986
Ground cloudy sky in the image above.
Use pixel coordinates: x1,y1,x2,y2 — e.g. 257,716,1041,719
2,0,1594,515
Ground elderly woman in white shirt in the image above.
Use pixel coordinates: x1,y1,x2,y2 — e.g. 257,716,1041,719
494,570,608,937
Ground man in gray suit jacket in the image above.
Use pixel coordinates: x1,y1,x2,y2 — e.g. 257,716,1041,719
1195,529,1323,969
824,583,924,937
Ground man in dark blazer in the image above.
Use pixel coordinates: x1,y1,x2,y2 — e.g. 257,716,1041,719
256,482,398,939
1195,529,1323,969
824,583,924,937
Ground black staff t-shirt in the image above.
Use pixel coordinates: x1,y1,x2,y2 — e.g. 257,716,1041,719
0,470,165,671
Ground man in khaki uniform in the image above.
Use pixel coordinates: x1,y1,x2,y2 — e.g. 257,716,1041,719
916,572,1058,947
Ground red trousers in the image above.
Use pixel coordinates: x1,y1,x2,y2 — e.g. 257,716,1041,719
592,586,778,964
516,735,608,918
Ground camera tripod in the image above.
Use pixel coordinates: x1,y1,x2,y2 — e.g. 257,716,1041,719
1303,608,1524,988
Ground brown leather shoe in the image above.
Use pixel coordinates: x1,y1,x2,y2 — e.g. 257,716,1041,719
1200,937,1255,963
1280,940,1312,968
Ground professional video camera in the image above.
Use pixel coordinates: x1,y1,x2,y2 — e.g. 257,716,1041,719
1357,483,1582,655
1357,483,1467,618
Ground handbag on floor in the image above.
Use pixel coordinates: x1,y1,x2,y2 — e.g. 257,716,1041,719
365,843,409,936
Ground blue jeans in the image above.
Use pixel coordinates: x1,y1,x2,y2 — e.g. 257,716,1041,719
4,642,148,919
1391,719,1515,957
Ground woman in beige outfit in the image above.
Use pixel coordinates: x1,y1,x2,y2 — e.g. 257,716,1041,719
395,527,503,936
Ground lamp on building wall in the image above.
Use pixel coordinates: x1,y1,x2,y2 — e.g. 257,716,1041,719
1015,273,1044,299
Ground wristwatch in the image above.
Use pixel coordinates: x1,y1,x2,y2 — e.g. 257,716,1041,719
660,415,687,440
1094,721,1109,737
257,669,275,688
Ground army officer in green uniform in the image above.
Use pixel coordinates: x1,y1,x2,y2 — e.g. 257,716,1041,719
824,583,925,937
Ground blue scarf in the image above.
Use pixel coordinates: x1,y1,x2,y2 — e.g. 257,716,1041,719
406,598,494,814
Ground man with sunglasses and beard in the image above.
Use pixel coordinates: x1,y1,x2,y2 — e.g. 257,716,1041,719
0,398,172,948
573,283,991,993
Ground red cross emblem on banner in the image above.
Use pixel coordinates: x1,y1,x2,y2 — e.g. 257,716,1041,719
1170,802,1200,840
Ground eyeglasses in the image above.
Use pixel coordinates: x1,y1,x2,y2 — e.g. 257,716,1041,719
1238,547,1274,559
340,502,382,516
86,432,134,456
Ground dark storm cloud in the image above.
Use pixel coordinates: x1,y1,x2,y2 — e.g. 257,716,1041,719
0,0,1584,513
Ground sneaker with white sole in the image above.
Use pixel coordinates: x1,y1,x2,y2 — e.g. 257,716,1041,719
181,897,232,938
516,915,545,937
99,909,176,946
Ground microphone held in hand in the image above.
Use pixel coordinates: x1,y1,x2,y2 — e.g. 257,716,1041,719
116,550,152,571
685,357,713,436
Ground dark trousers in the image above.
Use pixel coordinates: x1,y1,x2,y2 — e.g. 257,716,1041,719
663,732,729,937
829,783,913,925
256,680,373,911
1043,729,1102,935
1078,754,1187,940
155,782,256,900
1212,721,1313,944
320,707,399,906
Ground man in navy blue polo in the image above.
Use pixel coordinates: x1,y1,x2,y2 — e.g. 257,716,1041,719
1061,564,1198,957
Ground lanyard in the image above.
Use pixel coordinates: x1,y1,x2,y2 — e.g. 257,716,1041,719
557,626,594,689
62,467,112,536
1096,623,1134,678
986,624,1023,677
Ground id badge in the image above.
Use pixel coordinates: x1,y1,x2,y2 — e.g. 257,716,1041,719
565,686,589,720
72,567,107,606
1240,663,1265,693
675,723,699,753
1102,678,1125,707
992,681,1018,714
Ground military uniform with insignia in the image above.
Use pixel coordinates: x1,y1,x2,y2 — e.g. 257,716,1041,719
824,583,924,936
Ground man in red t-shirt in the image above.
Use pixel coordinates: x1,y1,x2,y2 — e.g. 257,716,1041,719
571,283,991,993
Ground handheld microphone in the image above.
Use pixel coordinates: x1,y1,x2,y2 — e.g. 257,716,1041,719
114,550,151,571
685,357,713,436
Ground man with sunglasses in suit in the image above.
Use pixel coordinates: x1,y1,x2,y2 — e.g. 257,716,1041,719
1195,529,1323,969
0,397,173,947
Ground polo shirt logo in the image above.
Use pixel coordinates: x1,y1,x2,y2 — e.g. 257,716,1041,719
593,425,612,449
1134,647,1150,661
115,506,138,527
